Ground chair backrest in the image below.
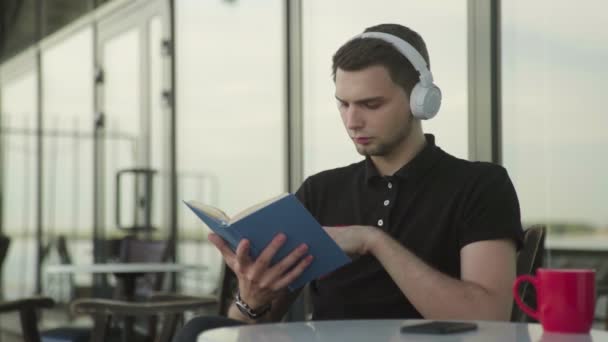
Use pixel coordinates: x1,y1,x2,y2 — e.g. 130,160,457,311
0,234,10,268
55,235,73,264
511,224,546,322
0,235,10,299
119,236,168,263
217,262,238,316
0,296,54,342
119,237,170,297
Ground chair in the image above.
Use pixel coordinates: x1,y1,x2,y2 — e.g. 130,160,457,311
153,261,237,317
70,262,236,342
217,264,238,316
116,237,172,340
605,293,608,330
511,225,546,322
0,234,10,269
37,237,171,341
70,296,217,342
0,296,56,342
1,234,57,342
116,236,170,299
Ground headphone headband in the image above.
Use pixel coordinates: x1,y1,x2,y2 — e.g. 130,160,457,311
349,31,441,120
355,32,433,86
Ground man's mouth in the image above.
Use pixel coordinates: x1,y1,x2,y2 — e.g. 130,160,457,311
354,137,371,145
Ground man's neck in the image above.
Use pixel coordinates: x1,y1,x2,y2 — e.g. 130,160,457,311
371,131,427,176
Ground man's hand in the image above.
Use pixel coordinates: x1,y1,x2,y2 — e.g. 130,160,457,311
323,225,381,256
208,232,313,310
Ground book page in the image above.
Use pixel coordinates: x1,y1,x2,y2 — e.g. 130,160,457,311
230,193,290,224
186,201,230,224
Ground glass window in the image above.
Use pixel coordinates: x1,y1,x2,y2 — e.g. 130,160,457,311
301,0,468,177
502,1,608,240
100,27,143,234
41,27,94,286
175,0,286,291
0,68,38,298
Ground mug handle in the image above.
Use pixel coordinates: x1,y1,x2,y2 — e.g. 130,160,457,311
512,274,540,320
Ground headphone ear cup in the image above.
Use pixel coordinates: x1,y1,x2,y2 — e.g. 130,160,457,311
410,83,442,120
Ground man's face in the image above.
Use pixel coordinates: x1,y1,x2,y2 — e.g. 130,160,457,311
335,65,413,157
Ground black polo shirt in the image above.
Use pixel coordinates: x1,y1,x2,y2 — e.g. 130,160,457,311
295,134,524,320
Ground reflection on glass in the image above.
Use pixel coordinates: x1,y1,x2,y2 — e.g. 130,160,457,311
41,27,94,236
502,0,608,237
0,70,38,298
41,27,95,288
102,28,141,233
301,0,468,177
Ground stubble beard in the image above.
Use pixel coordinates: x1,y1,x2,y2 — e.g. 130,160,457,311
355,116,413,157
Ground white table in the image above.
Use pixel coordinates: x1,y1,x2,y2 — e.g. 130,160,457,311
45,262,207,300
45,262,203,274
45,263,206,297
198,319,606,342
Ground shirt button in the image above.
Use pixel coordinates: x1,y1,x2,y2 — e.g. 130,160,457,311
377,219,384,227
383,200,390,206
388,182,393,189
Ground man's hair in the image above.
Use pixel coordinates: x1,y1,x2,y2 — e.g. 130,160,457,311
332,23,430,97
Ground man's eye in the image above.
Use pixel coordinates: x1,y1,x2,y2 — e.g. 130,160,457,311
337,100,348,108
365,102,381,109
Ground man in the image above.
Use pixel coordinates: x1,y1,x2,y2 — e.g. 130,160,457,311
176,23,523,340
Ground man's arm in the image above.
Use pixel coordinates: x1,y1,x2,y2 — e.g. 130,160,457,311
369,230,516,320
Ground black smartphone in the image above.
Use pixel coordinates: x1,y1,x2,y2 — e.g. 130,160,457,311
400,321,478,334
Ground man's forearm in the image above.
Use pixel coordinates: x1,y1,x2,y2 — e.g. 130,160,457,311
227,289,299,324
368,231,512,320
227,302,274,323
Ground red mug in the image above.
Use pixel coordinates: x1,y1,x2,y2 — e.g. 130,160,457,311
513,268,595,333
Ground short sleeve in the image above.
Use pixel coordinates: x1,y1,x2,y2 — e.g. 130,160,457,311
458,166,524,250
295,176,314,212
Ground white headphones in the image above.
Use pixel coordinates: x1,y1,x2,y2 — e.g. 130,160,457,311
354,32,442,120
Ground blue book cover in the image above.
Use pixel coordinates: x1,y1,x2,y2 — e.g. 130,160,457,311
184,193,351,291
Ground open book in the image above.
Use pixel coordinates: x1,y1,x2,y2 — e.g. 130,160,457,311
184,193,351,291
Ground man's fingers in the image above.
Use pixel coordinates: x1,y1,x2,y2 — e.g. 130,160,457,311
235,239,251,268
208,233,234,258
255,233,287,268
268,243,309,277
258,243,309,288
272,255,314,291
247,233,287,281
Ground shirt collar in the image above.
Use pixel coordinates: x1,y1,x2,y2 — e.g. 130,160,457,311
364,134,442,183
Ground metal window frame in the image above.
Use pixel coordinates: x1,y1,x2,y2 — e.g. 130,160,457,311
286,0,303,193
284,0,309,321
467,0,501,163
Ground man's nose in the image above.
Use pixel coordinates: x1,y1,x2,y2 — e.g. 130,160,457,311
345,106,364,130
